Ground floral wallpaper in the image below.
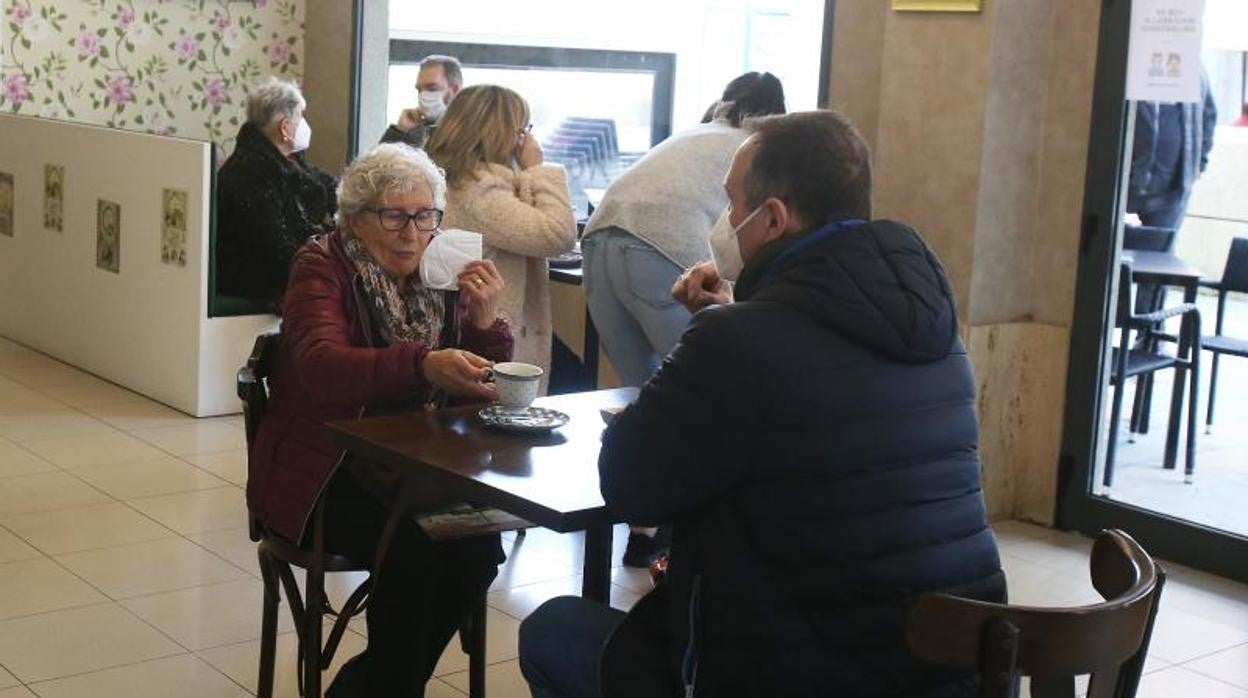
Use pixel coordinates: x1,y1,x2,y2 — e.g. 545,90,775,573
1,0,304,156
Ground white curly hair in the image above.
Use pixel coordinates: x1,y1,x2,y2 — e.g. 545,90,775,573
336,143,447,227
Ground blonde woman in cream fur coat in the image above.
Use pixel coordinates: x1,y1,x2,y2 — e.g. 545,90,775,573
426,85,576,387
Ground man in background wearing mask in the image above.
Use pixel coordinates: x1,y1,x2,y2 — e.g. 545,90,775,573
217,78,338,309
518,110,1004,697
381,54,464,148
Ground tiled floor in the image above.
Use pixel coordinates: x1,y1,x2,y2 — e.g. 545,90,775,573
1101,291,1248,537
1,335,1247,696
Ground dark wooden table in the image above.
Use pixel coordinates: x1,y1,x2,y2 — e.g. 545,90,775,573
1124,250,1204,472
327,387,638,602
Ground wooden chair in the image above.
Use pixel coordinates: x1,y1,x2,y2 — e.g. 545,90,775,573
239,332,488,697
906,529,1165,698
1199,237,1248,433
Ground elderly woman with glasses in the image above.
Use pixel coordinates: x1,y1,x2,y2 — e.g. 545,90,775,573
247,142,512,696
426,84,576,390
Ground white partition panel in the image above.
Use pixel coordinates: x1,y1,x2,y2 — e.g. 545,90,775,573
0,114,276,416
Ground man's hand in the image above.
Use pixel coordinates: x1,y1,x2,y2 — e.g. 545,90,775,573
421,349,497,400
671,261,732,313
397,107,424,132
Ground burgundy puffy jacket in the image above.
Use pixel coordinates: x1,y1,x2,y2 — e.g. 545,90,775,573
246,232,513,542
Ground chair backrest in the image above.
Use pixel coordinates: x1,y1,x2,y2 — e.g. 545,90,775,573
237,331,280,450
1114,261,1135,329
906,529,1165,698
1123,225,1175,253
1219,237,1248,294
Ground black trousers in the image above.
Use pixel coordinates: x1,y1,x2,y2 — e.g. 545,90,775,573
321,468,504,697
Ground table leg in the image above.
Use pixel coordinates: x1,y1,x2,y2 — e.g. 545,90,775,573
582,523,612,603
1162,283,1199,470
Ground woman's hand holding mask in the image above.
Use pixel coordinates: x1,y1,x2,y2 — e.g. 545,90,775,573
458,259,505,329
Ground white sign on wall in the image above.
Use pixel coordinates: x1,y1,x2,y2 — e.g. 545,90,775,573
1125,0,1207,103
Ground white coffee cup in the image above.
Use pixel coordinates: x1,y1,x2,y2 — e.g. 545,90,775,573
492,362,543,408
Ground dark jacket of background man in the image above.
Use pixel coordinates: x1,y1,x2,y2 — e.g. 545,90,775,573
1127,70,1217,231
599,219,1007,697
216,122,338,307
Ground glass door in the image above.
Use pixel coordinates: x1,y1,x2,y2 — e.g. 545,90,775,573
1058,0,1248,583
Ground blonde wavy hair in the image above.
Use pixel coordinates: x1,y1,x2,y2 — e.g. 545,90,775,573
426,85,530,187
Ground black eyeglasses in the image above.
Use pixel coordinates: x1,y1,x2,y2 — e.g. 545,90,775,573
366,208,443,232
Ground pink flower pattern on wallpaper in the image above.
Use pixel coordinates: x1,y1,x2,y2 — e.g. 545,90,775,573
0,1,303,156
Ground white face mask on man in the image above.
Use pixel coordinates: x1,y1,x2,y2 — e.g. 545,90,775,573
419,90,447,122
290,117,312,152
708,204,764,282
419,228,483,290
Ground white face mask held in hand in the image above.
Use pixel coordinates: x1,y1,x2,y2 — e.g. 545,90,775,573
419,90,447,122
708,204,763,283
291,117,312,152
420,228,483,290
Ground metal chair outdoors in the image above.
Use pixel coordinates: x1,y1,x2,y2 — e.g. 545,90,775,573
1199,237,1248,433
1103,262,1201,488
239,332,489,697
906,529,1165,698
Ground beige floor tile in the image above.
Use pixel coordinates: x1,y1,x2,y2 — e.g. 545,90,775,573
0,666,16,688
431,607,523,677
122,577,290,651
442,658,529,698
23,432,167,470
127,487,247,535
0,602,183,683
0,687,35,697
0,409,113,444
0,388,64,416
1148,605,1248,663
0,471,109,518
55,537,249,600
37,380,146,409
487,574,641,620
0,558,107,620
28,653,250,698
1137,666,1248,697
1186,643,1248,689
73,457,227,500
81,400,198,431
186,527,261,577
196,629,367,696
0,364,97,390
130,422,245,457
1,502,173,555
610,565,654,595
0,441,58,478
488,545,579,593
0,526,41,563
184,450,248,486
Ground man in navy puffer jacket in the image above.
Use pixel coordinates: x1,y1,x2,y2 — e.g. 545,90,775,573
519,110,1005,698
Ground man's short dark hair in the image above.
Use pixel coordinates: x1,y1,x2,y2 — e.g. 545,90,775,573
419,54,463,90
743,110,872,224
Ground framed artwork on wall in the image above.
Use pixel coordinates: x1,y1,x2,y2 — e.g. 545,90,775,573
893,0,982,11
96,199,121,273
44,165,64,232
0,172,13,237
161,188,188,267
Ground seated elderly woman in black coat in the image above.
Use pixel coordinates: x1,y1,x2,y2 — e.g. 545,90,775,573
216,77,338,308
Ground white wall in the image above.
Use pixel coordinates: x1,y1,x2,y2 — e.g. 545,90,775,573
0,114,274,416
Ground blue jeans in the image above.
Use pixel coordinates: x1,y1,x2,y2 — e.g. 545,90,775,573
519,596,627,698
583,228,692,387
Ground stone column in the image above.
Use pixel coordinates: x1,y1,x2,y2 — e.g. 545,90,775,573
831,0,1102,523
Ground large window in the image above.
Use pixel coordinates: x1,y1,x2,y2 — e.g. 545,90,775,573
386,0,832,217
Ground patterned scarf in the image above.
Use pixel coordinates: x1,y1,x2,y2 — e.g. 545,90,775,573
340,229,446,348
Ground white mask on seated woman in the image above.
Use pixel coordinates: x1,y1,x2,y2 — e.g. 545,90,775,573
419,228,483,290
